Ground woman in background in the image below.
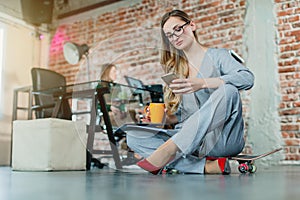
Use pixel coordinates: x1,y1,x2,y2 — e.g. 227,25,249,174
99,63,118,83
97,63,126,125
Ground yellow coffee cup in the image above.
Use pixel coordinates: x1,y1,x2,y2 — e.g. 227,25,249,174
144,103,166,123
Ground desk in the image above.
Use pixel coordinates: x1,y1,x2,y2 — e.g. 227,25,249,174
33,80,162,170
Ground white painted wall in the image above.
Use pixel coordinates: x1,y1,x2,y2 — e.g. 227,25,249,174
0,0,140,166
0,12,50,165
244,0,284,166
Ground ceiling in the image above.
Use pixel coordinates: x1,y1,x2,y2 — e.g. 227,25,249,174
55,0,123,19
0,0,123,26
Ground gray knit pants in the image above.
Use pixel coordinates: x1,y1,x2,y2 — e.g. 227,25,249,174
126,84,245,173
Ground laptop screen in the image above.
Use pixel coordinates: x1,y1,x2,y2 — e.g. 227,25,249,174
124,76,145,94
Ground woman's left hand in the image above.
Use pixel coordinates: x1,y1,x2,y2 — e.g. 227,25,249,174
169,78,205,94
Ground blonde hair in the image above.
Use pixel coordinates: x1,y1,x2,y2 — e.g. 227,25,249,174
100,63,116,82
160,10,199,113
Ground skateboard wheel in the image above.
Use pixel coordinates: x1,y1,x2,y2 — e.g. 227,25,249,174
238,163,248,173
249,165,257,173
161,167,168,175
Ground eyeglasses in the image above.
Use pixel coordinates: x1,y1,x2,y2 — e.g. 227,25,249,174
165,21,190,40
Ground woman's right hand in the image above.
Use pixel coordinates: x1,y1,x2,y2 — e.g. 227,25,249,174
169,78,205,94
169,77,224,94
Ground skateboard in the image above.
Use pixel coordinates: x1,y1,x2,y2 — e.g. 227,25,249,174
230,148,283,174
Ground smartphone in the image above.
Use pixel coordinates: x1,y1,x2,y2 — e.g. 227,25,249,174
161,72,179,85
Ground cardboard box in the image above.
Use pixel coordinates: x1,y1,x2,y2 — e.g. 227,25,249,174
12,118,86,171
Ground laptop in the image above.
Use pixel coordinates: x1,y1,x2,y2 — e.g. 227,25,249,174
124,76,163,103
124,76,145,94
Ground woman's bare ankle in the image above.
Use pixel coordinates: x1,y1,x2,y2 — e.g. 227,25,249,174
204,160,222,174
147,150,175,167
146,140,178,167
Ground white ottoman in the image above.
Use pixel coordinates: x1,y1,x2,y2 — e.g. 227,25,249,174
12,118,87,171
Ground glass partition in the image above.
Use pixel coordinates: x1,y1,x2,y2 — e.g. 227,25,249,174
32,80,163,127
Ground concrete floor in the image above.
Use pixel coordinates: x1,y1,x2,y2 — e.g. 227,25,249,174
1,165,300,200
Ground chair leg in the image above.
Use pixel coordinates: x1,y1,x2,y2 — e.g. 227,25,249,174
86,151,106,169
86,151,92,170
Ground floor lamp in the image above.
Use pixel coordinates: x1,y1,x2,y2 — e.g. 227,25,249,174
63,42,91,123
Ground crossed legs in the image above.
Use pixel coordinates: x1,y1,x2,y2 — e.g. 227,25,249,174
132,84,243,174
137,138,226,174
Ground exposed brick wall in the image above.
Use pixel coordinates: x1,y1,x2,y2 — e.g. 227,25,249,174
49,0,246,84
48,0,300,162
275,0,300,161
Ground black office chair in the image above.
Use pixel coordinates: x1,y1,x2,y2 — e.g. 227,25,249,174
31,68,72,119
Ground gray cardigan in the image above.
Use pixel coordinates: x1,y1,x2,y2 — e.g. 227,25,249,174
175,48,255,124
